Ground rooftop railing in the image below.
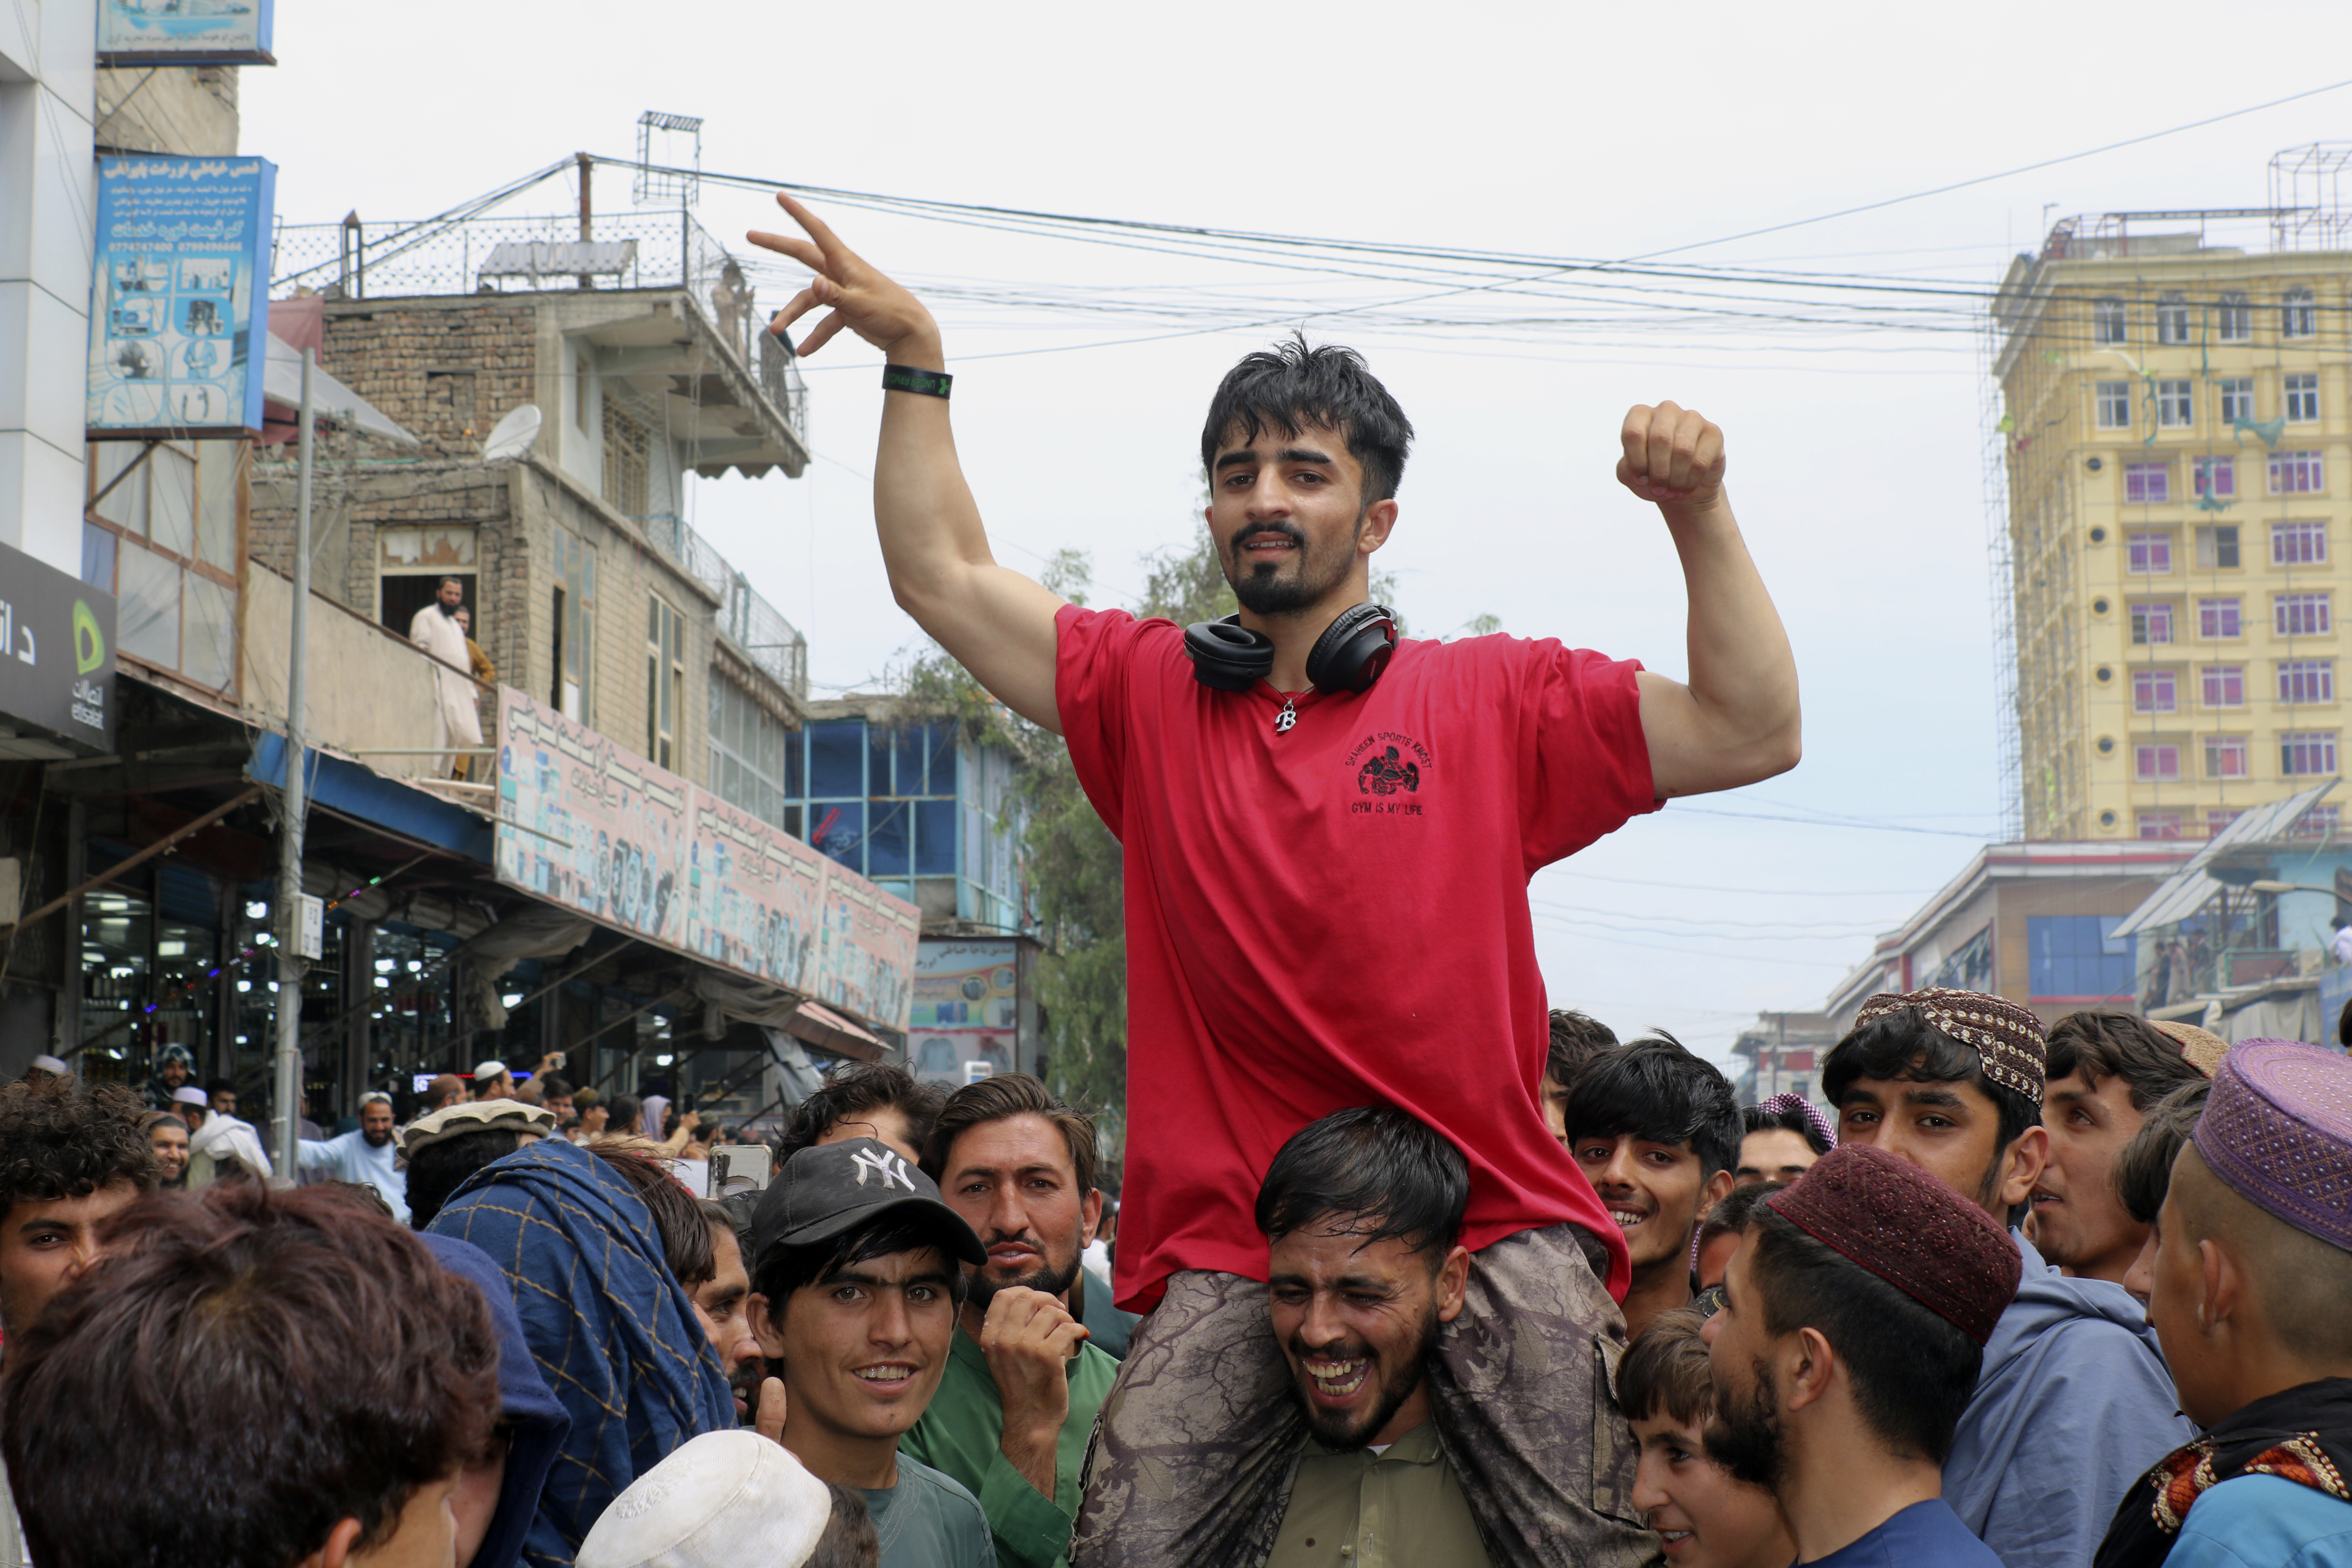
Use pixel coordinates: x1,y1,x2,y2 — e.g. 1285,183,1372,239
270,208,807,437
640,511,808,699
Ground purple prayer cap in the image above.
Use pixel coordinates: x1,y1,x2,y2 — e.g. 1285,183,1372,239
1755,1092,1837,1152
2192,1038,2352,1253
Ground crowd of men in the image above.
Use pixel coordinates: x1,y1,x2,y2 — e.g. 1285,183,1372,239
3,995,2349,1568
13,220,2352,1568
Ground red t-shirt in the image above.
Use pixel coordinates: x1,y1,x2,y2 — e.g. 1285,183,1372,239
1055,606,1661,1312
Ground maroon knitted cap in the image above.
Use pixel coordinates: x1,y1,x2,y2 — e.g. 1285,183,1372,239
1764,1144,2023,1344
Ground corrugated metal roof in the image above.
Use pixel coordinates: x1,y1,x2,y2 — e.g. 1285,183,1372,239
2109,780,2339,937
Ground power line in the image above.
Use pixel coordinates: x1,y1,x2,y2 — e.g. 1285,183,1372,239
1635,76,2352,260
1542,869,1936,898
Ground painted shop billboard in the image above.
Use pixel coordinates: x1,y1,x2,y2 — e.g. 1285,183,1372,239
909,938,1024,1087
494,690,919,1033
87,156,276,439
99,0,277,66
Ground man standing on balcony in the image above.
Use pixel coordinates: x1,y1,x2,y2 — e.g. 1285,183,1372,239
454,608,497,782
410,575,484,779
750,197,1801,1568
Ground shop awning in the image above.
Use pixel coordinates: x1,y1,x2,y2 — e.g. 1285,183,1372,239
247,732,490,861
2111,780,2340,937
261,334,421,447
785,1000,886,1062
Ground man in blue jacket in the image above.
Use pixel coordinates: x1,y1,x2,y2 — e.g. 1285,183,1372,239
429,1131,734,1565
1825,988,2196,1568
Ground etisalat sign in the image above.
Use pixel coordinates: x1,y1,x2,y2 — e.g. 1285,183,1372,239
87,156,276,441
0,544,116,754
98,0,276,66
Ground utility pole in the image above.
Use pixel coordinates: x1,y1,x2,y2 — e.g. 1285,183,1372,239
576,151,595,290
270,350,315,1180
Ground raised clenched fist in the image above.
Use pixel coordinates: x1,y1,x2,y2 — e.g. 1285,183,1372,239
1617,401,1727,512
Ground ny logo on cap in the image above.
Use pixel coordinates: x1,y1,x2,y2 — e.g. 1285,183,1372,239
852,1147,916,1192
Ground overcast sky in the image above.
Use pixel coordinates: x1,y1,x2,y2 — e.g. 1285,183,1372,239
247,2,2352,1067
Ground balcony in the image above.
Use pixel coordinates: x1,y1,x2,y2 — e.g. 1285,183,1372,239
270,208,808,454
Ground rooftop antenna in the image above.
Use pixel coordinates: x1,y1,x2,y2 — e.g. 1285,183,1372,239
634,111,703,208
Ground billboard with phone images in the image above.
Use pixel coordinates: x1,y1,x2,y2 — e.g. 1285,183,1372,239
87,156,276,439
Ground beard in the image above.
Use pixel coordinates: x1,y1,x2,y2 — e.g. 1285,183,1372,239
1704,1357,1786,1490
363,1127,393,1147
1287,1304,1440,1452
965,1232,1082,1314
436,600,459,617
1225,518,1361,617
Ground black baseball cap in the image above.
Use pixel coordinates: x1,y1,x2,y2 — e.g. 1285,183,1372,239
747,1136,986,1275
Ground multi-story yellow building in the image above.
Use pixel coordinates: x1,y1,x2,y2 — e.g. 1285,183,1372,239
1994,195,2352,843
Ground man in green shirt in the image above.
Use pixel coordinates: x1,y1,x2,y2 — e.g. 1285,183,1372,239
1261,1107,1495,1568
747,1136,998,1568
906,1075,1121,1568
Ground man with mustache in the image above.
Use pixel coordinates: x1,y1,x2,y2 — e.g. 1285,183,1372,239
1256,1106,1486,1568
751,194,1800,1568
904,1074,1120,1568
1702,1145,2020,1568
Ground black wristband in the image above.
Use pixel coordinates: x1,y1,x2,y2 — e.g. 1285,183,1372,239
881,365,952,399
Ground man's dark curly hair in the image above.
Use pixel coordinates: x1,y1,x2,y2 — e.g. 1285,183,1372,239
0,1077,154,1221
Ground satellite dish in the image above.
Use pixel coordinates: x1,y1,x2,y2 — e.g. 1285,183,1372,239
483,405,543,463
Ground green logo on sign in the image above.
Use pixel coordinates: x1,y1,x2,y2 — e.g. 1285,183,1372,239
73,602,104,675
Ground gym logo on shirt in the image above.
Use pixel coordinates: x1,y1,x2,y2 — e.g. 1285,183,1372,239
1347,731,1431,815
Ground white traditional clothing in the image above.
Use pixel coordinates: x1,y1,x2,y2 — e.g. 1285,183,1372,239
409,601,483,775
187,1111,273,1184
297,1129,409,1222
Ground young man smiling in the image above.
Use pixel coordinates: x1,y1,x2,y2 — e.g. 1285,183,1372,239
906,1075,1120,1568
1564,1034,1744,1340
747,1136,995,1568
2030,1011,2207,1288
1824,988,2194,1568
1255,1107,1486,1568
750,192,1799,1568
1621,1305,1794,1568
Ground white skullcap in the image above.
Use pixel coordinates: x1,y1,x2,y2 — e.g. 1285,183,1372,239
577,1430,831,1568
29,1055,67,1075
172,1085,211,1107
472,1059,509,1082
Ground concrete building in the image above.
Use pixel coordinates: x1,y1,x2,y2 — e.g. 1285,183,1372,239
1824,840,2196,1037
40,181,1036,1127
1991,151,2352,844
1728,1010,1839,1108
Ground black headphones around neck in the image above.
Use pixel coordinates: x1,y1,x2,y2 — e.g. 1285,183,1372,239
1182,603,1399,695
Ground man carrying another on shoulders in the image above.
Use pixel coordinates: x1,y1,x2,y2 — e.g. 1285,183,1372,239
1826,989,2194,1568
906,1075,1119,1568
750,190,1800,1568
1258,1107,1490,1568
746,1136,995,1568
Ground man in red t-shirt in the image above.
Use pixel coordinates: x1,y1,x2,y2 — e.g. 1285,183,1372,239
753,199,1800,1568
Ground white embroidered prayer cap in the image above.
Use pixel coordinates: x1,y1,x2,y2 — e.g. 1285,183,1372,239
577,1430,831,1568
